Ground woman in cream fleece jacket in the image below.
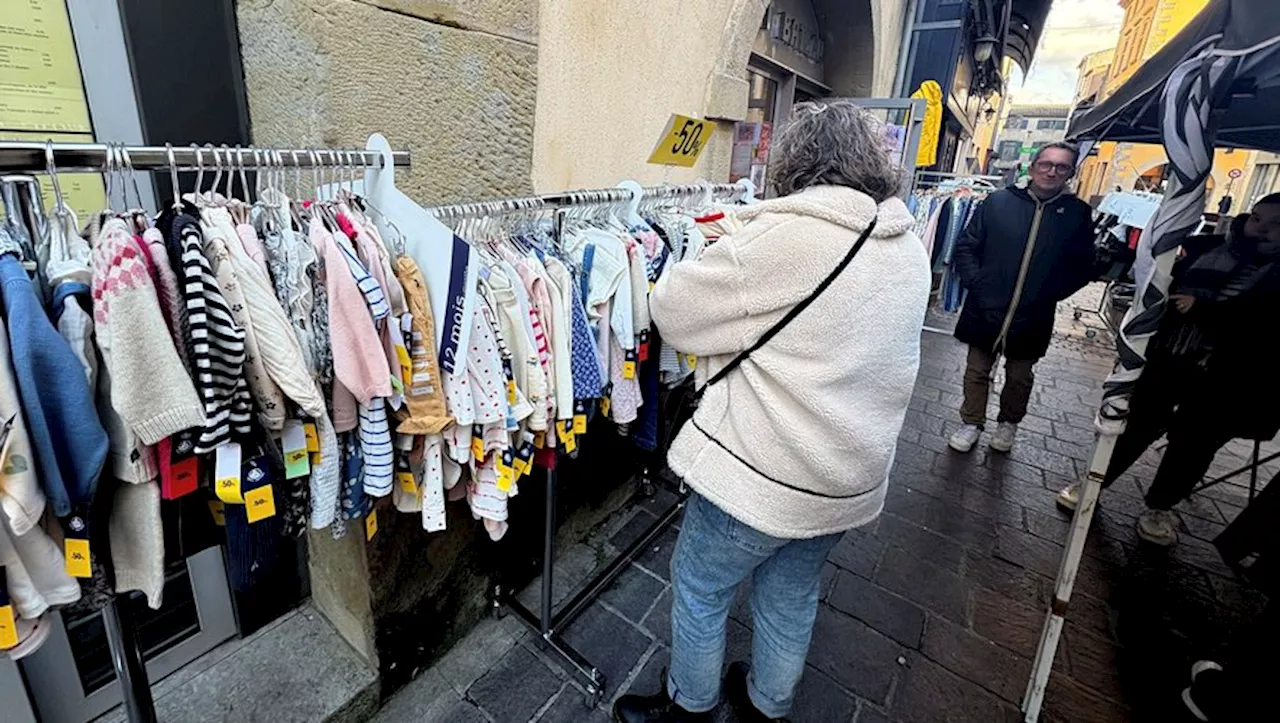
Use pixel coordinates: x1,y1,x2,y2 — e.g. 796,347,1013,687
616,101,929,723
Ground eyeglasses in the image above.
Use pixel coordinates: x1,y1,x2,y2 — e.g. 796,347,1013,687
1033,161,1074,175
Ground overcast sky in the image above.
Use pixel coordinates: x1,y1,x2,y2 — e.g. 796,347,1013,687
1008,0,1127,104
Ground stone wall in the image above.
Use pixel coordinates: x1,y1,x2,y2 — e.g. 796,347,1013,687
531,0,768,191
237,0,537,205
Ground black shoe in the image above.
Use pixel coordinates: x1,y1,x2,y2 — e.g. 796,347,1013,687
724,662,790,723
613,686,711,723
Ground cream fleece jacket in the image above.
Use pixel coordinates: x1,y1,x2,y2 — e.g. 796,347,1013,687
651,186,930,539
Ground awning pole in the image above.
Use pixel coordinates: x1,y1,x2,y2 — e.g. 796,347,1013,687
1021,435,1115,720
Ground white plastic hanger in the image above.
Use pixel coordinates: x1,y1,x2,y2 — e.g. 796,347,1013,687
364,133,478,378
616,180,645,228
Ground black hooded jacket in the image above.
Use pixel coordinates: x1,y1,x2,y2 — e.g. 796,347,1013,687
952,186,1097,359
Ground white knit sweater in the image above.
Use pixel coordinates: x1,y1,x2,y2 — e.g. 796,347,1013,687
650,186,930,539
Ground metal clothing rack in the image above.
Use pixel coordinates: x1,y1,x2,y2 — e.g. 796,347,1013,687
0,141,412,175
0,139,411,723
427,180,750,707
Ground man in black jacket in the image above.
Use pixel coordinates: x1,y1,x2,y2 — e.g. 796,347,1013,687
948,142,1098,453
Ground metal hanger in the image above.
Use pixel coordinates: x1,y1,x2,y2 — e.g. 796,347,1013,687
165,143,182,212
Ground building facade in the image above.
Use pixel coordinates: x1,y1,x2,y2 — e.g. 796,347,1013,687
990,104,1070,179
1073,48,1115,110
1074,0,1244,208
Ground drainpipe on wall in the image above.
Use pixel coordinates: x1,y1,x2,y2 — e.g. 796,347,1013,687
893,0,919,97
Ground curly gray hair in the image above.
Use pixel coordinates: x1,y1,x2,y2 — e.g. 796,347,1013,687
768,100,905,202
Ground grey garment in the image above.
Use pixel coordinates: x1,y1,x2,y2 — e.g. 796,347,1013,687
259,214,321,376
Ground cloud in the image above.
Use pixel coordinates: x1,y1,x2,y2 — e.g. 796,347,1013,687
1012,0,1126,104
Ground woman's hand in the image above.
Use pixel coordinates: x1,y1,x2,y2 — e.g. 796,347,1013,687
1170,294,1196,313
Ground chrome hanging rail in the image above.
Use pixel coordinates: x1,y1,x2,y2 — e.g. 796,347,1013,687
425,181,748,219
0,141,411,174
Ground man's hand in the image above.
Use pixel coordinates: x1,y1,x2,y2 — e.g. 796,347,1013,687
1170,294,1196,313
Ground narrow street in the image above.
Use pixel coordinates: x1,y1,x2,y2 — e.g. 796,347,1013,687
373,286,1271,722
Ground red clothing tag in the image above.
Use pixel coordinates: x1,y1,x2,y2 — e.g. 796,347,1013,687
159,437,199,500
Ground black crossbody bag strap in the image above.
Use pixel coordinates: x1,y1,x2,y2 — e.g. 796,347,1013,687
699,217,878,393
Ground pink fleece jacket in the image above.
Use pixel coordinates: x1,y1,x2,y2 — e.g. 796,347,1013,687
309,218,390,404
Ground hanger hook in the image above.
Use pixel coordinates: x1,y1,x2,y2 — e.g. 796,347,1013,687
290,150,302,199
165,143,181,211
120,145,143,210
236,145,249,202
308,149,320,199
212,144,226,199
221,144,234,200
192,144,206,198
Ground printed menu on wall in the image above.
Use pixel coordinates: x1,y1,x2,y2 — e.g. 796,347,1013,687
0,0,93,133
0,0,104,222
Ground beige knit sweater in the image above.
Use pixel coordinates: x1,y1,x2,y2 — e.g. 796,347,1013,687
650,186,930,539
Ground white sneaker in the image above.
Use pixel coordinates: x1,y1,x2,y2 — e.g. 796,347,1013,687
989,422,1018,452
1136,509,1179,546
948,424,981,453
1056,483,1080,513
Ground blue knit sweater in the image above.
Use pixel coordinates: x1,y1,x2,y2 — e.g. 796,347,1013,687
0,253,108,519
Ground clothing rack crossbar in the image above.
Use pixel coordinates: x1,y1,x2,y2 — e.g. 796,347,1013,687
426,182,748,218
0,142,411,174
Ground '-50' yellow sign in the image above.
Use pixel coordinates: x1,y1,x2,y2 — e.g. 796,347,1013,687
648,114,710,167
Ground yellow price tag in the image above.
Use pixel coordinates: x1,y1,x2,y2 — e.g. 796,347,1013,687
496,464,513,493
686,354,698,369
533,432,545,449
311,450,322,466
245,485,277,523
648,114,711,167
506,380,518,406
0,605,17,649
562,429,577,454
471,435,485,461
573,414,588,435
622,360,637,380
365,511,378,541
304,423,320,452
208,500,226,526
65,538,92,578
601,396,611,417
397,471,419,495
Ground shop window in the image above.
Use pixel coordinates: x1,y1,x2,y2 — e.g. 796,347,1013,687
747,70,778,125
917,0,964,23
998,140,1021,160
1036,119,1067,130
1005,117,1028,129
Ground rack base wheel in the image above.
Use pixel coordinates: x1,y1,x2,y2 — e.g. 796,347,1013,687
584,681,604,709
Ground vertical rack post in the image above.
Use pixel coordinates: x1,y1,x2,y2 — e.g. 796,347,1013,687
102,597,157,723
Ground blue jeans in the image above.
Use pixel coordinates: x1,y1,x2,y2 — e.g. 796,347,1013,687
667,494,843,718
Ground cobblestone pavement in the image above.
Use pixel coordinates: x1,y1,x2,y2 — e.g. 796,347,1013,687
375,287,1270,722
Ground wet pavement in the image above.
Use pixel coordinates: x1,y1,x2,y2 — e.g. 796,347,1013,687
375,285,1271,722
